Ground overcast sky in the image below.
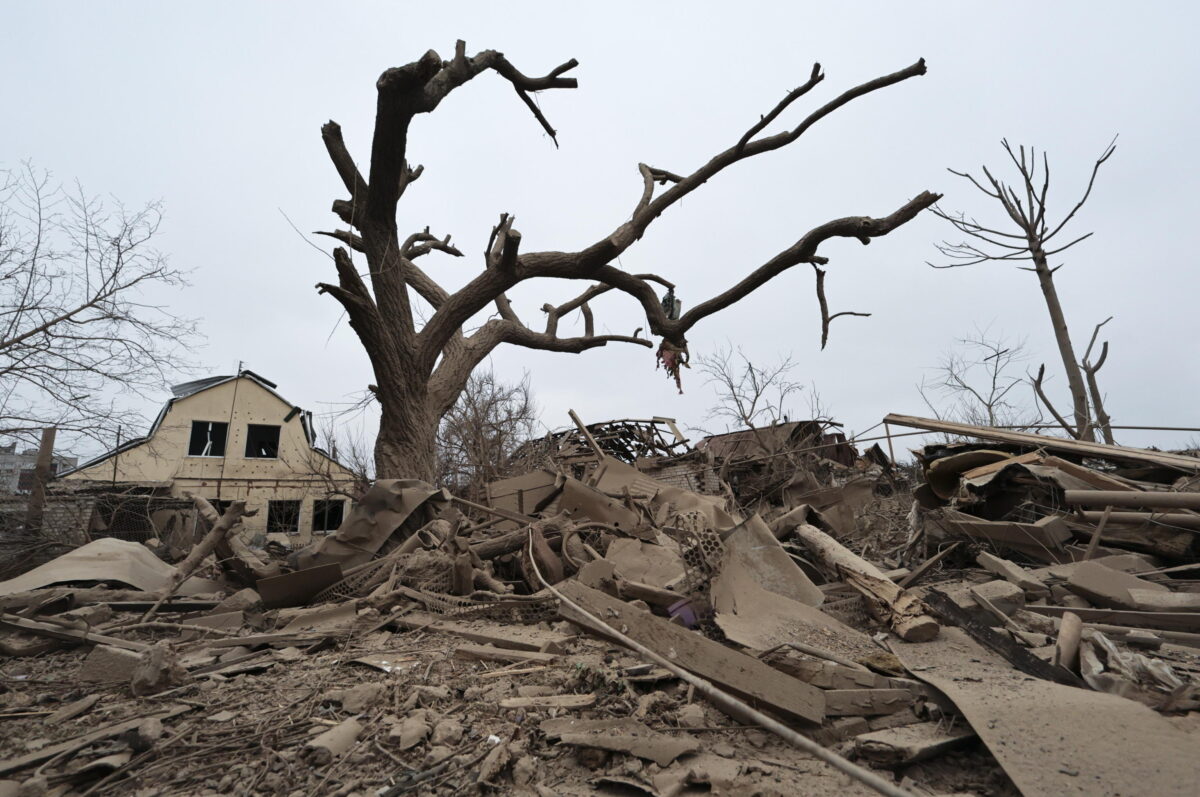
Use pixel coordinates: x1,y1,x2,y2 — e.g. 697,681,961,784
5,2,1198,461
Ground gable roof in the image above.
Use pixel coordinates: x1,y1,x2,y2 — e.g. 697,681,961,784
59,370,328,476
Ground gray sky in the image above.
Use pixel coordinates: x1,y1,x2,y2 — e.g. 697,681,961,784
5,1,1198,459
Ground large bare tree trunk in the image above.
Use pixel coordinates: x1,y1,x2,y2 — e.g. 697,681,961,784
1031,247,1094,441
375,386,438,482
316,45,938,481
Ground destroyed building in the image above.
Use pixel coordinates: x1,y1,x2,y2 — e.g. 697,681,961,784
0,443,77,494
59,371,358,544
2,410,1199,796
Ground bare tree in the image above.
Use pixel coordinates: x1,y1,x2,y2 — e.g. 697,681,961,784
0,163,195,451
296,421,374,501
697,346,804,443
917,328,1042,430
313,43,939,480
436,370,538,501
930,139,1117,441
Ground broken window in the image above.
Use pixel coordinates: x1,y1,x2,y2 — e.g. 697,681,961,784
244,424,280,458
187,421,228,457
267,500,301,534
312,499,345,533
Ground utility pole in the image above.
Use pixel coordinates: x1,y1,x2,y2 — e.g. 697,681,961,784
24,427,57,533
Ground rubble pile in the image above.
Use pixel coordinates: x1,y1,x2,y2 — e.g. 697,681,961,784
2,414,1199,796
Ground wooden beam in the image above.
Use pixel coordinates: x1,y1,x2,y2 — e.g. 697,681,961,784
557,580,824,724
883,413,1200,472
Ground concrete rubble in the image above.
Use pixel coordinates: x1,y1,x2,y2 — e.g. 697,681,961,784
2,412,1200,795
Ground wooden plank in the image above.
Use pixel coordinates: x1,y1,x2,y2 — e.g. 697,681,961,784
498,694,597,710
1022,604,1200,632
390,612,572,652
452,644,558,664
823,688,912,717
924,590,1084,687
557,581,824,724
202,632,322,648
1039,456,1137,491
764,655,891,690
0,613,149,652
884,413,1200,473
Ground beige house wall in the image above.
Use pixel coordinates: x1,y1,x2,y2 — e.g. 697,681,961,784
63,377,357,545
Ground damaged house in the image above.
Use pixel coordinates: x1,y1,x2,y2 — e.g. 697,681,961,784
59,371,358,545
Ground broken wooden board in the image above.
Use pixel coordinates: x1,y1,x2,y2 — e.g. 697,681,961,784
1127,589,1200,613
924,590,1083,688
452,644,558,665
390,612,573,651
0,705,191,777
760,653,893,689
927,511,1071,563
0,613,150,652
1021,604,1200,632
823,688,912,717
543,717,698,767
557,580,824,724
498,694,596,710
893,626,1197,797
854,721,976,767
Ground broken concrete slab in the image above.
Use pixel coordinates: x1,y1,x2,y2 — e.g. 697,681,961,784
854,722,976,767
976,552,1050,597
78,645,142,683
1065,561,1168,610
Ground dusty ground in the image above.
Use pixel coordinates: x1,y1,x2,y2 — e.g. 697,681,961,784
0,611,1019,796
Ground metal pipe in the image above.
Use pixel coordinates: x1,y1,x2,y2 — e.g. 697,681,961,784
1064,490,1200,510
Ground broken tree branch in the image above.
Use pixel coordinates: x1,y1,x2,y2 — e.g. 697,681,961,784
140,495,249,622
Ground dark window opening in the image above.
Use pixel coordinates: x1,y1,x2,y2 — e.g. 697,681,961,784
245,424,280,458
312,499,345,533
267,500,301,534
188,421,228,457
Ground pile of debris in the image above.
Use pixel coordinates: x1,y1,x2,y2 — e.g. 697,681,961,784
1,414,1198,796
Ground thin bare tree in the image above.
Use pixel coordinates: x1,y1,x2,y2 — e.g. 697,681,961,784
697,346,805,445
930,138,1117,441
917,328,1042,430
0,163,196,451
436,369,538,501
313,42,939,480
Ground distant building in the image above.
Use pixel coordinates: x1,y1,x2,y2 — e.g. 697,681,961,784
0,442,77,494
59,371,359,543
